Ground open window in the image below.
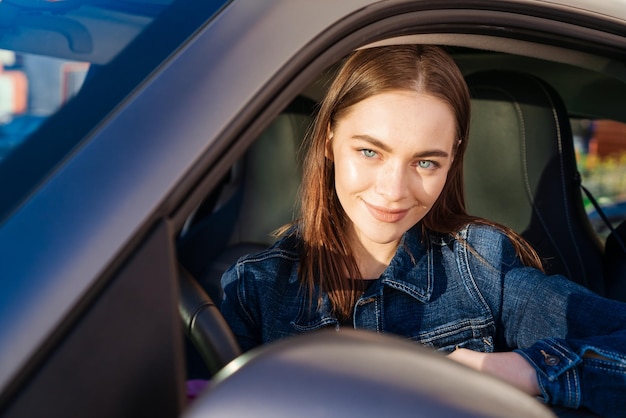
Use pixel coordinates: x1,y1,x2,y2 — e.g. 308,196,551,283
573,118,626,238
0,50,88,161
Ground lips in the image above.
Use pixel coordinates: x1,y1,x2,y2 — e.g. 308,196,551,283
365,202,410,223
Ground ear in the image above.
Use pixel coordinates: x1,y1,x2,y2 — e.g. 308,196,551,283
325,126,334,161
451,138,462,161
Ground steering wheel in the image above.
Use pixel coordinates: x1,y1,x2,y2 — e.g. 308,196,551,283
178,265,241,375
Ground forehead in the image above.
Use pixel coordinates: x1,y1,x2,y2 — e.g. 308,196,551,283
339,90,453,119
336,91,456,138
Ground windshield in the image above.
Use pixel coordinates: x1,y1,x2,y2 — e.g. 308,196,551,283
0,0,171,160
0,0,229,222
0,0,176,163
0,52,89,160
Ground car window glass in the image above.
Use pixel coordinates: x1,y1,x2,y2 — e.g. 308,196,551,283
572,118,626,239
0,50,89,162
0,0,231,224
0,1,173,164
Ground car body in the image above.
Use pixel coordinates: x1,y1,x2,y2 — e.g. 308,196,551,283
1,0,625,417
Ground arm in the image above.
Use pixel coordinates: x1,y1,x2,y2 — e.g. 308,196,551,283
447,344,618,398
498,267,626,416
461,226,626,416
447,348,540,396
451,270,626,416
220,262,262,352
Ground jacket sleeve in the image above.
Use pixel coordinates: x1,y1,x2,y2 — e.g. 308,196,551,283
502,264,626,417
220,261,262,353
463,225,626,416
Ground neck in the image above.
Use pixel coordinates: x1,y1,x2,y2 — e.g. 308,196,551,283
349,233,399,280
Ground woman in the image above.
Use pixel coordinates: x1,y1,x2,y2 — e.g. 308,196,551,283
220,45,626,416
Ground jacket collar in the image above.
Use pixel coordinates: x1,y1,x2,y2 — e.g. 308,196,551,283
379,225,436,303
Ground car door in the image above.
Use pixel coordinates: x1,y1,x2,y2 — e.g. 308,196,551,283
1,0,625,417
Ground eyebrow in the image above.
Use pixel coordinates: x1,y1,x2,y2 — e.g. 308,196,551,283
351,134,450,159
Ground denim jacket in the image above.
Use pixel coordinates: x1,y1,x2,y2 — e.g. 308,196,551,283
220,223,626,416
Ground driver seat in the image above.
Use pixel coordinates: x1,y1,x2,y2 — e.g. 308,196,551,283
464,70,605,295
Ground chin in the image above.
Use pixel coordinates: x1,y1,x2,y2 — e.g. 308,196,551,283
362,228,406,246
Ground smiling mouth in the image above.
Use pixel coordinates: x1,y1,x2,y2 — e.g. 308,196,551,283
365,202,410,223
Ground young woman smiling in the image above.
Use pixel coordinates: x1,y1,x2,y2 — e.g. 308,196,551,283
220,45,626,416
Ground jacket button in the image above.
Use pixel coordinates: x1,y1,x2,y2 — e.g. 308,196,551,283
544,355,560,366
540,349,561,366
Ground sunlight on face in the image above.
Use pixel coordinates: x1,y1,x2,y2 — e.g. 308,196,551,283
328,90,457,258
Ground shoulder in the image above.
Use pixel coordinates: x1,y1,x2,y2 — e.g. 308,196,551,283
221,232,302,289
450,223,519,266
425,222,511,248
461,222,511,244
238,232,301,268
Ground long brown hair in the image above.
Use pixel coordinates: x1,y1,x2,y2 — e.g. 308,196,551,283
296,45,542,320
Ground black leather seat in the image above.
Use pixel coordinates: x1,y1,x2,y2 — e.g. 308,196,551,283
178,96,315,303
177,96,315,378
604,220,626,301
464,70,605,295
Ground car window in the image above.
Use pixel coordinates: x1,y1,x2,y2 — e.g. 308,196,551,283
0,0,174,163
572,118,626,239
0,51,89,161
0,0,231,224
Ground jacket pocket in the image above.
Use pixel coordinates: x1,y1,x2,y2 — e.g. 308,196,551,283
409,318,495,354
290,295,339,332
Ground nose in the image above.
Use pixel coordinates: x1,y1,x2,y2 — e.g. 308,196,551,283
375,161,409,202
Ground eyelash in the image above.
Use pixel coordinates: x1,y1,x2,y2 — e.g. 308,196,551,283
359,148,440,170
417,160,440,170
360,149,378,158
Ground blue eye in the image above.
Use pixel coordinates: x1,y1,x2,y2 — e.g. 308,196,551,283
418,160,433,168
361,149,377,158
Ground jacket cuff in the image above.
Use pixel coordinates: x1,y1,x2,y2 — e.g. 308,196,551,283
514,338,582,408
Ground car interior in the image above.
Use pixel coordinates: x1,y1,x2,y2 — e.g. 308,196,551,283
177,34,626,383
2,2,626,416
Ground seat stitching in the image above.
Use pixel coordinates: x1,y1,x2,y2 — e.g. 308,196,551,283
535,81,587,285
475,83,573,280
513,93,573,280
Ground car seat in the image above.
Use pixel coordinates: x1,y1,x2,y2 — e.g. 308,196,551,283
464,70,605,295
177,96,316,378
227,97,314,246
179,95,316,303
604,220,626,302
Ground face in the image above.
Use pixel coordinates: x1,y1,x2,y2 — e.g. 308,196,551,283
327,90,457,255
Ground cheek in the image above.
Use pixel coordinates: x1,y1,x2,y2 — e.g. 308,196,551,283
334,155,368,193
417,172,449,204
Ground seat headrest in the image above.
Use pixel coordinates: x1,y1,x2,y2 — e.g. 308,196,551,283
464,70,604,293
464,70,575,232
